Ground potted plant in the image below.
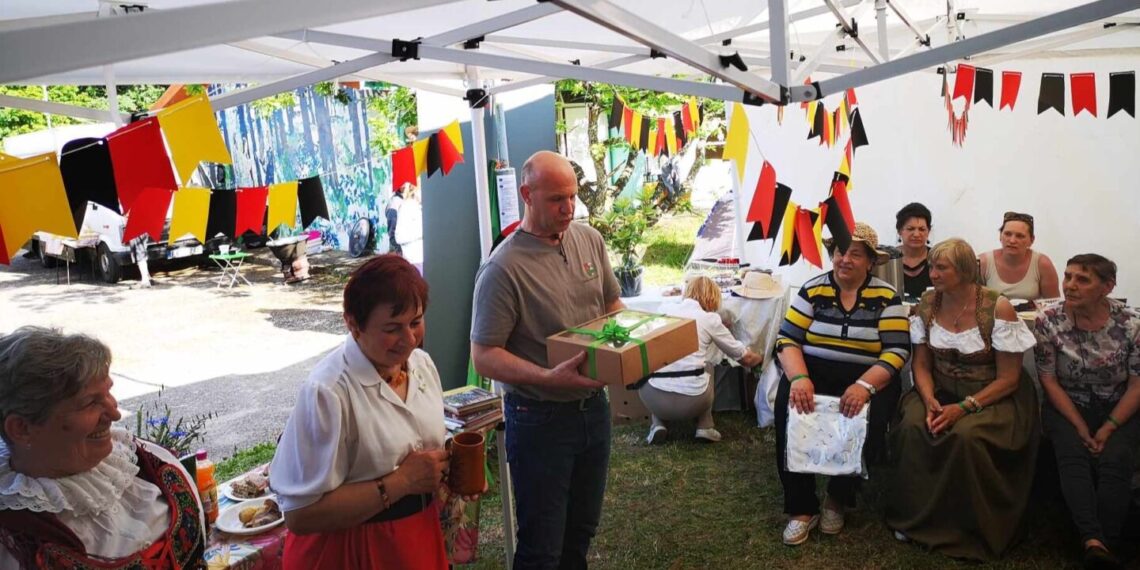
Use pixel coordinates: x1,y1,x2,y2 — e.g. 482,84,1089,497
592,189,658,297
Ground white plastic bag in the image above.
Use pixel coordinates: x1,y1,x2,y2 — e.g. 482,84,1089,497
785,395,868,477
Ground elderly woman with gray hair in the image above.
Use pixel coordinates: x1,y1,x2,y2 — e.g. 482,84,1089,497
0,327,206,570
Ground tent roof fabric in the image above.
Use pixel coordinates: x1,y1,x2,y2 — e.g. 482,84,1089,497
0,0,1137,109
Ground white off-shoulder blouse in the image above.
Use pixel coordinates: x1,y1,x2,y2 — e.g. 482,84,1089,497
909,315,1036,354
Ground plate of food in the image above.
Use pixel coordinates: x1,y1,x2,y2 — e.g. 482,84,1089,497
216,498,284,535
221,467,271,501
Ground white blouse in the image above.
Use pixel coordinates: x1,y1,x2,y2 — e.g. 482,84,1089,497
270,335,446,513
648,298,748,396
0,428,204,565
909,315,1036,354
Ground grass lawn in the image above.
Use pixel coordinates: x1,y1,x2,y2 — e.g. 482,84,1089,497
468,412,1088,570
216,441,277,482
641,212,705,287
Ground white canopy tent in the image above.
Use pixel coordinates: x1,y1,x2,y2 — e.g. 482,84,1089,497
2,0,1138,260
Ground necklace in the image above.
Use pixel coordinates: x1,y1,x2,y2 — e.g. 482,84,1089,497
937,285,976,329
382,364,408,390
517,228,568,265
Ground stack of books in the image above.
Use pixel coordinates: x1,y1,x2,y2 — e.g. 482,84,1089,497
443,385,503,433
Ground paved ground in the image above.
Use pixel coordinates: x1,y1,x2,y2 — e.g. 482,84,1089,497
0,246,369,459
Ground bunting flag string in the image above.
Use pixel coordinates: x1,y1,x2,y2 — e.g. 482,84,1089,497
803,87,859,147
608,94,702,159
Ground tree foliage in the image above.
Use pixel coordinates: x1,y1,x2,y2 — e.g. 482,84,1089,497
555,80,725,223
0,85,169,141
365,83,418,157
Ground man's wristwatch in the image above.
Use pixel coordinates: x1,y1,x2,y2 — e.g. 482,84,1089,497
855,379,877,396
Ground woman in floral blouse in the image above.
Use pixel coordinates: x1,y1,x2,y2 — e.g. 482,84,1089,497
1034,253,1140,569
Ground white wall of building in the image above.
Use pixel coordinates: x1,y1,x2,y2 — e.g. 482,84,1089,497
737,55,1140,302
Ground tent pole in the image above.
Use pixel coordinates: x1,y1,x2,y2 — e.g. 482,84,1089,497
468,67,494,262
875,0,891,62
104,66,124,126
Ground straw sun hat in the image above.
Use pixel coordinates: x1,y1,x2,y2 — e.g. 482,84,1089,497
730,271,785,299
822,222,890,265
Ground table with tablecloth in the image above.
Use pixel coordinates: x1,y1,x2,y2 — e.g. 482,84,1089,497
203,461,487,569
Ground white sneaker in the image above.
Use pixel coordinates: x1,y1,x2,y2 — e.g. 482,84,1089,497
893,530,910,542
694,428,722,442
820,507,844,535
647,425,667,445
782,515,819,546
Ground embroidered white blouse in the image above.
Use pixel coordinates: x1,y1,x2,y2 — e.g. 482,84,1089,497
270,335,446,513
0,428,204,566
649,298,748,396
909,315,1036,353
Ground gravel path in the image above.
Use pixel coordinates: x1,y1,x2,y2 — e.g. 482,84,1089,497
0,247,368,460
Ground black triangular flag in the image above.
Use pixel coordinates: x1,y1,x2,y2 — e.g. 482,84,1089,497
426,132,442,177
608,98,625,132
205,189,236,240
59,138,120,229
973,68,994,107
832,171,850,185
808,104,824,140
638,118,650,153
850,108,869,148
298,175,330,229
673,111,687,148
1038,73,1065,115
1108,71,1136,118
765,183,793,241
823,195,852,253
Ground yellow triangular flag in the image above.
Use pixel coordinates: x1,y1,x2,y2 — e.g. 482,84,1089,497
629,112,643,150
664,121,678,156
687,98,701,132
838,154,851,178
0,153,78,260
648,127,658,157
442,120,464,155
168,187,211,245
267,181,299,236
722,102,750,183
779,199,799,262
412,139,430,176
836,98,848,136
156,94,232,184
806,101,818,122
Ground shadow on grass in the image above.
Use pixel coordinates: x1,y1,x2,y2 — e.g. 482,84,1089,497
468,413,1089,569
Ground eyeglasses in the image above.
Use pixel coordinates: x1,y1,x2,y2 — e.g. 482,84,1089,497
1002,211,1034,225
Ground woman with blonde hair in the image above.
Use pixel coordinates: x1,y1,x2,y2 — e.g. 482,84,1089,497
640,275,762,444
888,238,1039,561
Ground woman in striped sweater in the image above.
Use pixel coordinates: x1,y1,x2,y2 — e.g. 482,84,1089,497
774,222,911,546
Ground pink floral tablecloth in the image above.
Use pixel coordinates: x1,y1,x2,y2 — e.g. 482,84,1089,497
203,463,483,568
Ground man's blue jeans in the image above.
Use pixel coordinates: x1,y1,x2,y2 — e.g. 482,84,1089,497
504,391,611,570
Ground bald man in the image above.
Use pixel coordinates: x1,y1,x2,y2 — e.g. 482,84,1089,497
471,151,623,569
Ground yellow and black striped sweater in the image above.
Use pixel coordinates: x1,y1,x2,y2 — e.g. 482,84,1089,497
776,272,910,374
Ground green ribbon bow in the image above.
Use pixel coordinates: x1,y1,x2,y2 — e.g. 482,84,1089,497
567,315,655,380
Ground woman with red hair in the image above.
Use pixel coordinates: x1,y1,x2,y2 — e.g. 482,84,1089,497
271,254,456,568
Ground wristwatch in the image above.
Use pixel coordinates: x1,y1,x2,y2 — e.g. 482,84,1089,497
855,379,877,396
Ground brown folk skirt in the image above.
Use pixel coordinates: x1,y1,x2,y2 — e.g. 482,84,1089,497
885,369,1040,561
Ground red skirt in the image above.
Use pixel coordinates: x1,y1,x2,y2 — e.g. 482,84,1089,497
282,502,448,570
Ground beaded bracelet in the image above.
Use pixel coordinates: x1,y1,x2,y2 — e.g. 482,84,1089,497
376,477,392,510
957,401,969,412
964,395,983,413
788,373,810,383
1107,415,1122,429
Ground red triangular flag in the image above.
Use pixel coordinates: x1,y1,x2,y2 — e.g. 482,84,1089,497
1000,71,1022,111
0,225,9,266
795,207,822,268
681,104,694,135
952,64,976,102
106,118,178,214
392,147,416,189
438,128,463,175
622,107,633,142
655,118,667,156
745,161,778,231
830,178,855,231
235,186,269,237
122,187,174,242
846,88,858,107
1071,73,1097,117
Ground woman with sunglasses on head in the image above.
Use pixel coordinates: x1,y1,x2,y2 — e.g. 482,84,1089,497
978,211,1060,301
